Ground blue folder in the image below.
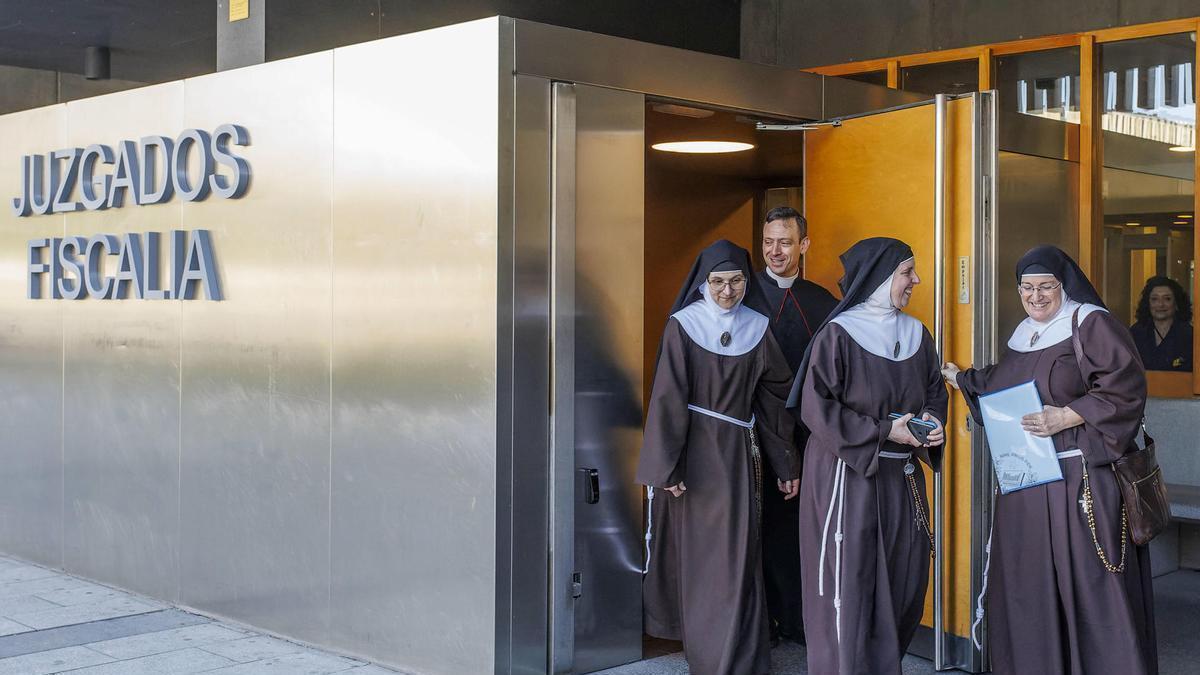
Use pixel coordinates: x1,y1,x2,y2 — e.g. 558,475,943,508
978,380,1063,494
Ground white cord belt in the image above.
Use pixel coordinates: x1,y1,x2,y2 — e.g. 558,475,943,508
970,446,1087,649
643,404,757,576
818,459,849,643
818,449,923,643
686,404,755,428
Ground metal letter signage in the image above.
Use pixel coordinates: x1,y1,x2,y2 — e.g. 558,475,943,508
17,125,247,301
11,125,250,216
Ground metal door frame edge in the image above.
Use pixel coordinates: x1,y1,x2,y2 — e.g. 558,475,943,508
966,89,1000,674
549,81,578,675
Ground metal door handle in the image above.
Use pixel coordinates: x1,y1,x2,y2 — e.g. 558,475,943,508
580,468,600,504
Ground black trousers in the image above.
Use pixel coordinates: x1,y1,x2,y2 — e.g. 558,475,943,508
761,443,804,640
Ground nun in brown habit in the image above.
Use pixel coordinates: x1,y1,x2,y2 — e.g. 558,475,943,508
787,237,947,675
942,245,1156,675
637,239,799,675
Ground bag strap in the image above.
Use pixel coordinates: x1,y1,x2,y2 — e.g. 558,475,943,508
1070,307,1085,366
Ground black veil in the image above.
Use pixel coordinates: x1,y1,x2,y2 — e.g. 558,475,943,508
785,237,914,408
665,239,771,317
1015,245,1105,308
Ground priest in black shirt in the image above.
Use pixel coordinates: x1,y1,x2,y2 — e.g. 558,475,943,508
757,206,837,643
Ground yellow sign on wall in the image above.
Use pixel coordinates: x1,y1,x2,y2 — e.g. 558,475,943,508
230,0,249,22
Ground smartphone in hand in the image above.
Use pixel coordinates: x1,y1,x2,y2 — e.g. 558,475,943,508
888,412,938,444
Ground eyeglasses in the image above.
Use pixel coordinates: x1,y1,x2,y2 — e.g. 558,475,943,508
1017,281,1062,294
708,276,746,292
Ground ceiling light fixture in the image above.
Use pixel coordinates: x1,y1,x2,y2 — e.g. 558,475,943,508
1169,145,1195,152
1179,214,1193,219
651,141,755,154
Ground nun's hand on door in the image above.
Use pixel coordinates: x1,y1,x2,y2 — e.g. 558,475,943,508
777,479,799,500
887,413,922,447
665,482,687,498
940,362,962,390
922,413,945,446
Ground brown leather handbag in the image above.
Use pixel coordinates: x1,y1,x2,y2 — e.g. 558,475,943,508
1072,309,1171,547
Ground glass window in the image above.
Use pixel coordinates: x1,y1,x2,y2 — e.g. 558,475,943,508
1101,33,1196,373
840,70,888,87
995,47,1081,123
900,60,978,96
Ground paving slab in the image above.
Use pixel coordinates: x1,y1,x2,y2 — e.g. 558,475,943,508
203,650,365,674
0,645,112,675
0,565,60,585
33,583,135,608
7,595,162,630
59,646,236,674
0,577,95,601
199,635,306,663
0,609,206,659
0,593,61,617
87,622,248,660
0,619,32,639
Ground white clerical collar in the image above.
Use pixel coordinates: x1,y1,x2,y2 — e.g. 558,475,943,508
829,263,923,361
765,267,798,289
1007,296,1105,352
672,282,769,356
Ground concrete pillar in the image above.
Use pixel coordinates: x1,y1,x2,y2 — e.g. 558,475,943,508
217,0,266,71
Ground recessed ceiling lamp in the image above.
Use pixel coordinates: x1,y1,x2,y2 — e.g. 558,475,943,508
1175,221,1189,225
1179,214,1193,219
652,141,755,153
1126,222,1140,227
1169,145,1195,152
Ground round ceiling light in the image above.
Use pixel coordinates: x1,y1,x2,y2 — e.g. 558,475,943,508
651,141,755,154
1168,145,1195,152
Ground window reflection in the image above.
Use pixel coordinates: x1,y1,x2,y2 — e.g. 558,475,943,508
996,47,1081,124
1130,274,1193,371
1101,33,1196,372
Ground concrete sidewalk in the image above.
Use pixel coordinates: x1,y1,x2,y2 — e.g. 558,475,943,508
0,554,398,675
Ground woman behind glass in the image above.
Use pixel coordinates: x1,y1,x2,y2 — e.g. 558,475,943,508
942,245,1155,675
1130,275,1193,371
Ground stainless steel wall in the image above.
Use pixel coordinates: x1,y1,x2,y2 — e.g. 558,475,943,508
0,105,66,566
0,18,499,674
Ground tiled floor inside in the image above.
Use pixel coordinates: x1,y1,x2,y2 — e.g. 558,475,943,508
0,554,397,675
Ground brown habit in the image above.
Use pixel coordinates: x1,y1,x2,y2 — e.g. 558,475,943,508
637,317,798,675
957,310,1156,675
798,324,947,675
